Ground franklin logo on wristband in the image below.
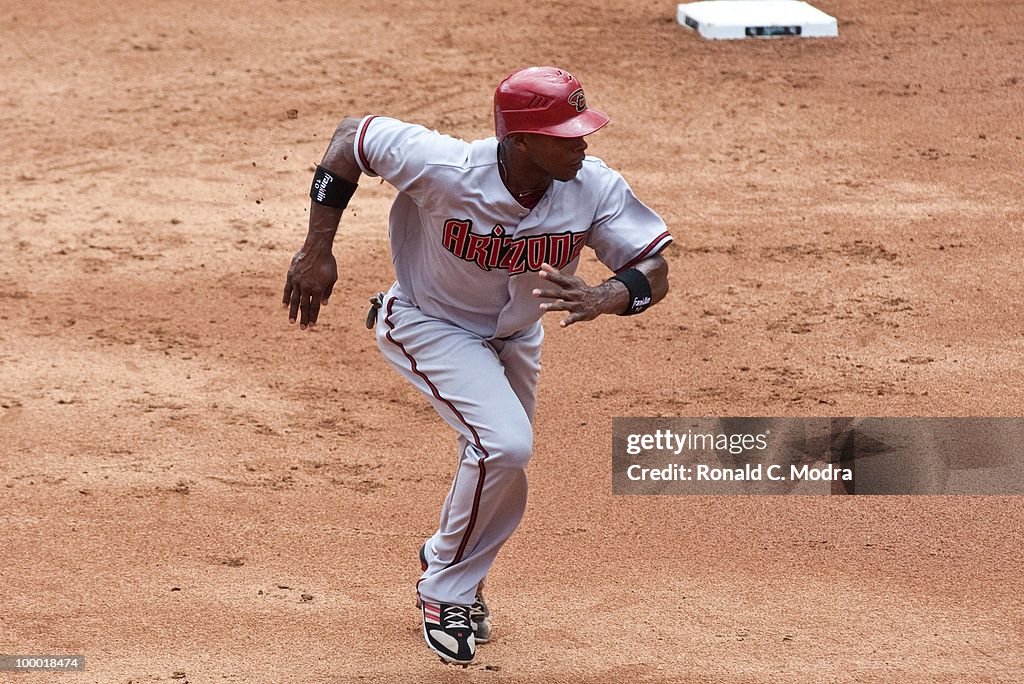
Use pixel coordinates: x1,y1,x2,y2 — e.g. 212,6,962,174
610,267,653,316
313,171,334,203
309,164,358,209
630,295,652,313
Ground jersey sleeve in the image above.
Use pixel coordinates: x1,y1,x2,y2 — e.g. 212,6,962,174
586,164,673,273
353,115,467,206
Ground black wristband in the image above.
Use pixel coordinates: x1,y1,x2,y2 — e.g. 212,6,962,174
310,165,357,209
610,268,653,316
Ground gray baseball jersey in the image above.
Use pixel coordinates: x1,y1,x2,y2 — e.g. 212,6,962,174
355,114,672,607
354,115,672,338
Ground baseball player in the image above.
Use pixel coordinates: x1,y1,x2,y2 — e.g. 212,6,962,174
283,66,672,665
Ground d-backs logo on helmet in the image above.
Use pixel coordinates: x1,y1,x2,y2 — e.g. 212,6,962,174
567,88,587,113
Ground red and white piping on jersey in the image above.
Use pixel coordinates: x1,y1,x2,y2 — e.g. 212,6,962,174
384,296,488,567
356,115,380,176
616,230,672,273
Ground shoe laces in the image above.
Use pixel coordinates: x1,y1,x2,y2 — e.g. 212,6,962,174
442,605,471,631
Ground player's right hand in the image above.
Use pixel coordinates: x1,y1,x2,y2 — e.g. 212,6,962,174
283,247,338,330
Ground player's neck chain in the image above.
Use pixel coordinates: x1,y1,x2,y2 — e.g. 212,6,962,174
497,150,550,199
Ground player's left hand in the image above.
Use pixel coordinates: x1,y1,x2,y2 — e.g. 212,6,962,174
283,245,338,330
532,263,628,328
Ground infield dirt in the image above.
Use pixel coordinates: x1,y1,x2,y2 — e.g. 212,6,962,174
1,1,1022,682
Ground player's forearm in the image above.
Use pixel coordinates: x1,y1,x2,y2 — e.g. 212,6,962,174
633,254,669,308
303,204,343,251
302,117,365,252
604,254,669,315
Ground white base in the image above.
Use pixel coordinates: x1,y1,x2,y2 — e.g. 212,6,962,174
677,1,838,40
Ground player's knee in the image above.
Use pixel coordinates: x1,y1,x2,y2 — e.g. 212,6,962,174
490,430,533,470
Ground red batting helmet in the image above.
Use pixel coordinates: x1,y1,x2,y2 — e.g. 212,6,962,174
494,66,610,140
